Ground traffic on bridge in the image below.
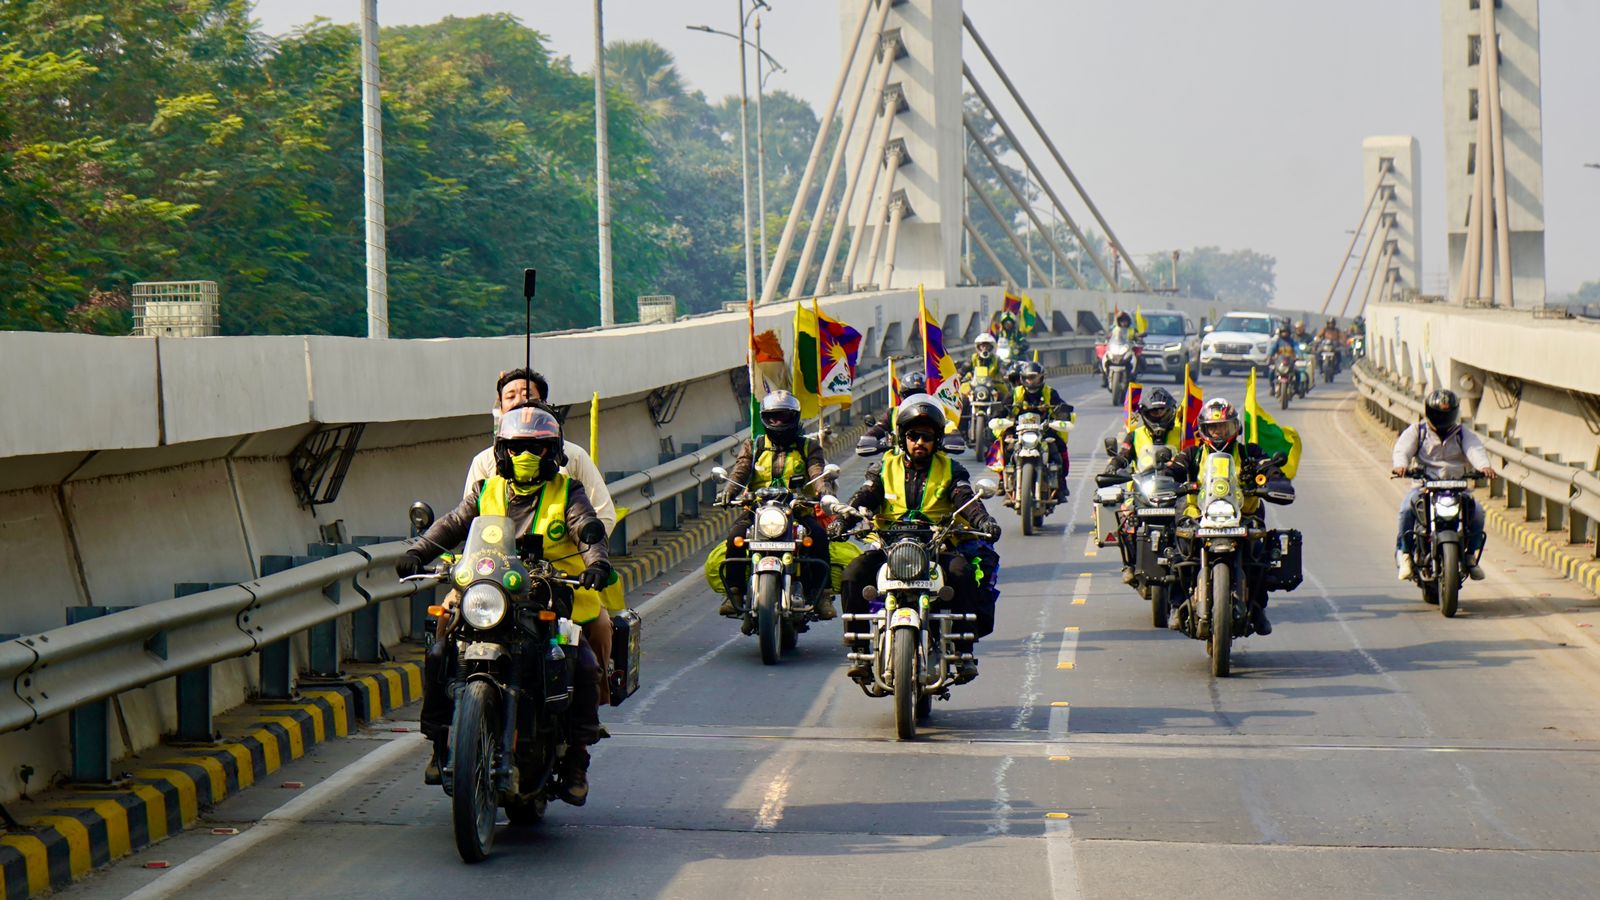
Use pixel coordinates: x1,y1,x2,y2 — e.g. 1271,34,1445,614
2,1,1598,899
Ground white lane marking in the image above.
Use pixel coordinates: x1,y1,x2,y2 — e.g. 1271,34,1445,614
753,757,797,831
620,634,741,723
1045,636,1082,900
986,755,1015,835
740,663,836,832
123,736,416,900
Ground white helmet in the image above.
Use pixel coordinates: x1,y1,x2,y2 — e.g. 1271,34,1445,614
975,333,996,348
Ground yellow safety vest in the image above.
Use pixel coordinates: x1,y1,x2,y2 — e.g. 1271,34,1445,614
479,474,604,622
1183,444,1262,518
751,436,814,493
970,357,1000,382
1012,384,1056,412
1131,425,1183,470
878,450,954,527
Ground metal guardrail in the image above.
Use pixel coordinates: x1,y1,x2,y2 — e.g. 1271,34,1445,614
0,328,1100,755
1352,360,1600,550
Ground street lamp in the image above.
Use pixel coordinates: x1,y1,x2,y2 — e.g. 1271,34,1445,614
687,0,770,303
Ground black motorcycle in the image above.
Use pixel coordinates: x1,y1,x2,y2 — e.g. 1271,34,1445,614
1095,443,1183,628
1398,469,1488,618
406,507,636,863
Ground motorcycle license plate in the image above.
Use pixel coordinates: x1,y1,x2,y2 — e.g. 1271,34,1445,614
1195,526,1246,537
748,541,796,551
1136,508,1176,518
1427,481,1470,490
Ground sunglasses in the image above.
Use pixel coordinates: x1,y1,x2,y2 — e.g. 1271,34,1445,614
504,440,552,456
904,431,939,445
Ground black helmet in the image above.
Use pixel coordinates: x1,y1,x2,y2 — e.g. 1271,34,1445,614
494,402,565,483
1276,325,1290,337
1116,311,1132,327
760,390,803,446
1139,387,1178,436
1424,389,1461,435
1019,361,1045,391
895,393,947,448
897,371,927,396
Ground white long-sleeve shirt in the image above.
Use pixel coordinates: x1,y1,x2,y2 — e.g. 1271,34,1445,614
463,440,617,535
1392,422,1490,480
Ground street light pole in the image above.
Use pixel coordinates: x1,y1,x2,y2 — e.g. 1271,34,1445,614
360,0,388,338
754,15,768,293
593,0,615,327
736,1,756,303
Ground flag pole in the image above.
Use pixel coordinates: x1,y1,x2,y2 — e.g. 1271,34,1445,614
1247,368,1259,444
917,284,928,396
813,296,825,440
748,295,758,438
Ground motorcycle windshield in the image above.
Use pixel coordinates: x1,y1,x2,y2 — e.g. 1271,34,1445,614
456,515,531,595
1017,412,1043,427
1200,451,1243,511
1107,336,1131,354
997,344,1014,361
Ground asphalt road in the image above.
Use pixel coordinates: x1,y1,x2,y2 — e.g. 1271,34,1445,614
67,373,1600,900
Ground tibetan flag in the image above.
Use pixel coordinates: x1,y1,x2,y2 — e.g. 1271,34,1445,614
792,303,822,419
1003,291,1041,333
818,306,862,409
1244,368,1302,479
888,356,902,408
919,285,962,429
1125,382,1143,430
750,328,788,437
1180,364,1204,450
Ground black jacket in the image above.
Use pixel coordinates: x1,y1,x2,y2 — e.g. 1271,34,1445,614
847,453,999,535
725,434,835,498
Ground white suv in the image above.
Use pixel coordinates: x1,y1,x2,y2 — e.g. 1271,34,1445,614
1200,312,1289,376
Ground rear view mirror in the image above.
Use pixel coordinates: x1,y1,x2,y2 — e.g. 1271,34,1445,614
823,463,841,477
856,434,887,457
942,434,968,455
1155,447,1174,464
976,479,1000,498
711,465,728,479
1103,436,1119,457
1272,452,1288,467
409,501,435,536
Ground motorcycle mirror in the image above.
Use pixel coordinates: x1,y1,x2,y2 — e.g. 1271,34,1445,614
855,434,887,457
823,463,841,477
942,434,968,454
820,494,840,509
1154,447,1174,464
577,519,607,546
1272,452,1288,467
976,478,1000,498
1103,436,1119,457
408,501,435,536
711,465,728,479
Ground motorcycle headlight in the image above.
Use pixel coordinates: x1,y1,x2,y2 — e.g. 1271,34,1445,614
1021,431,1041,446
1434,496,1461,519
461,583,508,630
755,507,790,539
1204,499,1238,523
887,542,929,581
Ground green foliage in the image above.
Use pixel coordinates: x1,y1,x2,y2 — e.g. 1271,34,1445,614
0,5,676,335
1143,246,1277,308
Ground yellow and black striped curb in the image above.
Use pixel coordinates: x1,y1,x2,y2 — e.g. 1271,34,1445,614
1355,402,1600,600
613,421,873,596
1482,503,1600,599
0,655,423,900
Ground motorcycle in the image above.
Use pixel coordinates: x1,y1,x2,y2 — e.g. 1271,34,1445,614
1398,469,1487,618
713,463,842,664
1316,338,1339,383
1294,339,1313,397
1094,442,1183,628
1103,333,1140,405
964,379,1005,459
1271,353,1296,410
404,505,630,862
1349,333,1366,360
1167,450,1297,677
990,411,1072,535
832,480,1000,739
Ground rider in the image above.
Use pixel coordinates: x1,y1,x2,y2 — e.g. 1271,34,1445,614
1169,398,1295,635
1103,311,1141,385
1392,389,1495,581
718,390,837,620
1105,388,1182,584
863,371,929,444
1006,361,1075,499
1268,325,1306,393
838,395,1002,683
960,333,1004,386
399,403,611,804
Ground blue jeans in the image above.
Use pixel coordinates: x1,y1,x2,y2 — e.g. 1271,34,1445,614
1397,487,1485,554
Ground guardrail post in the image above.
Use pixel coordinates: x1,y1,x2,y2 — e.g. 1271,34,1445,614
65,607,112,782
1541,454,1567,533
700,436,722,505
306,544,346,676
256,556,297,699
169,584,219,742
606,471,630,556
657,452,680,531
1521,447,1543,524
681,443,701,519
349,538,382,662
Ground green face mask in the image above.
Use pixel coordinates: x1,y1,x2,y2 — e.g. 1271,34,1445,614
510,451,543,483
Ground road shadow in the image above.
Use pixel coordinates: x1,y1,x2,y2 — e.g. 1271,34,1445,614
1242,638,1567,677
1057,704,1317,735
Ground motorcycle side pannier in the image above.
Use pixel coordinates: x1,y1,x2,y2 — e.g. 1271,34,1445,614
1262,529,1303,592
609,609,642,706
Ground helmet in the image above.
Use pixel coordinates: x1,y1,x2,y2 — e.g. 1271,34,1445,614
1423,389,1460,434
494,402,565,483
1115,311,1132,327
1196,398,1241,449
1019,360,1046,391
897,371,928,397
1276,325,1290,338
895,393,947,448
998,312,1017,329
974,333,996,354
1139,387,1178,436
759,390,803,446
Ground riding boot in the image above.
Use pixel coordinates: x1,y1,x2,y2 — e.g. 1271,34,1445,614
1249,602,1273,636
423,733,447,786
556,745,590,806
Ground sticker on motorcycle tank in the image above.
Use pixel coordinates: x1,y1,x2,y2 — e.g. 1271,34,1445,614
481,525,504,545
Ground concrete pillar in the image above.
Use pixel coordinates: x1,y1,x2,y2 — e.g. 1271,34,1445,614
1363,137,1421,299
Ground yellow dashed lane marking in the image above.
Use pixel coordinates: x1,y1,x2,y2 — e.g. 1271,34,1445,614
1045,812,1072,819
1049,755,1073,761
1056,661,1076,670
1051,701,1071,707
1071,597,1087,605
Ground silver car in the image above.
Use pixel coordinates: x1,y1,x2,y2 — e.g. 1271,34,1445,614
1138,311,1201,384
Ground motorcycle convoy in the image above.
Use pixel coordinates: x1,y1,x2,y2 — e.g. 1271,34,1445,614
391,315,1479,860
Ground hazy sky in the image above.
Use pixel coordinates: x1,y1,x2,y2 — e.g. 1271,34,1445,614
254,1,1600,305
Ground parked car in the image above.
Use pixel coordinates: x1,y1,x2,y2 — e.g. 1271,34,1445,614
1199,312,1290,377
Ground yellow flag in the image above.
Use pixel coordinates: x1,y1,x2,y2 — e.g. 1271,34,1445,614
1134,306,1148,333
589,391,600,467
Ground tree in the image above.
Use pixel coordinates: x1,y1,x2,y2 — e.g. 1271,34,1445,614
1143,246,1277,308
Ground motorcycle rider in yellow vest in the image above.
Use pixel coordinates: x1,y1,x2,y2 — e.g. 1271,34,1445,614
837,395,1002,684
1004,361,1076,499
1103,387,1183,583
717,391,837,621
398,403,610,804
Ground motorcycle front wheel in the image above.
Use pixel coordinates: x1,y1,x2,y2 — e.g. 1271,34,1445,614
756,572,781,665
1019,462,1037,536
1209,565,1233,678
1279,383,1290,410
451,681,499,863
1112,372,1128,406
892,629,919,740
971,415,988,458
1438,542,1461,618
